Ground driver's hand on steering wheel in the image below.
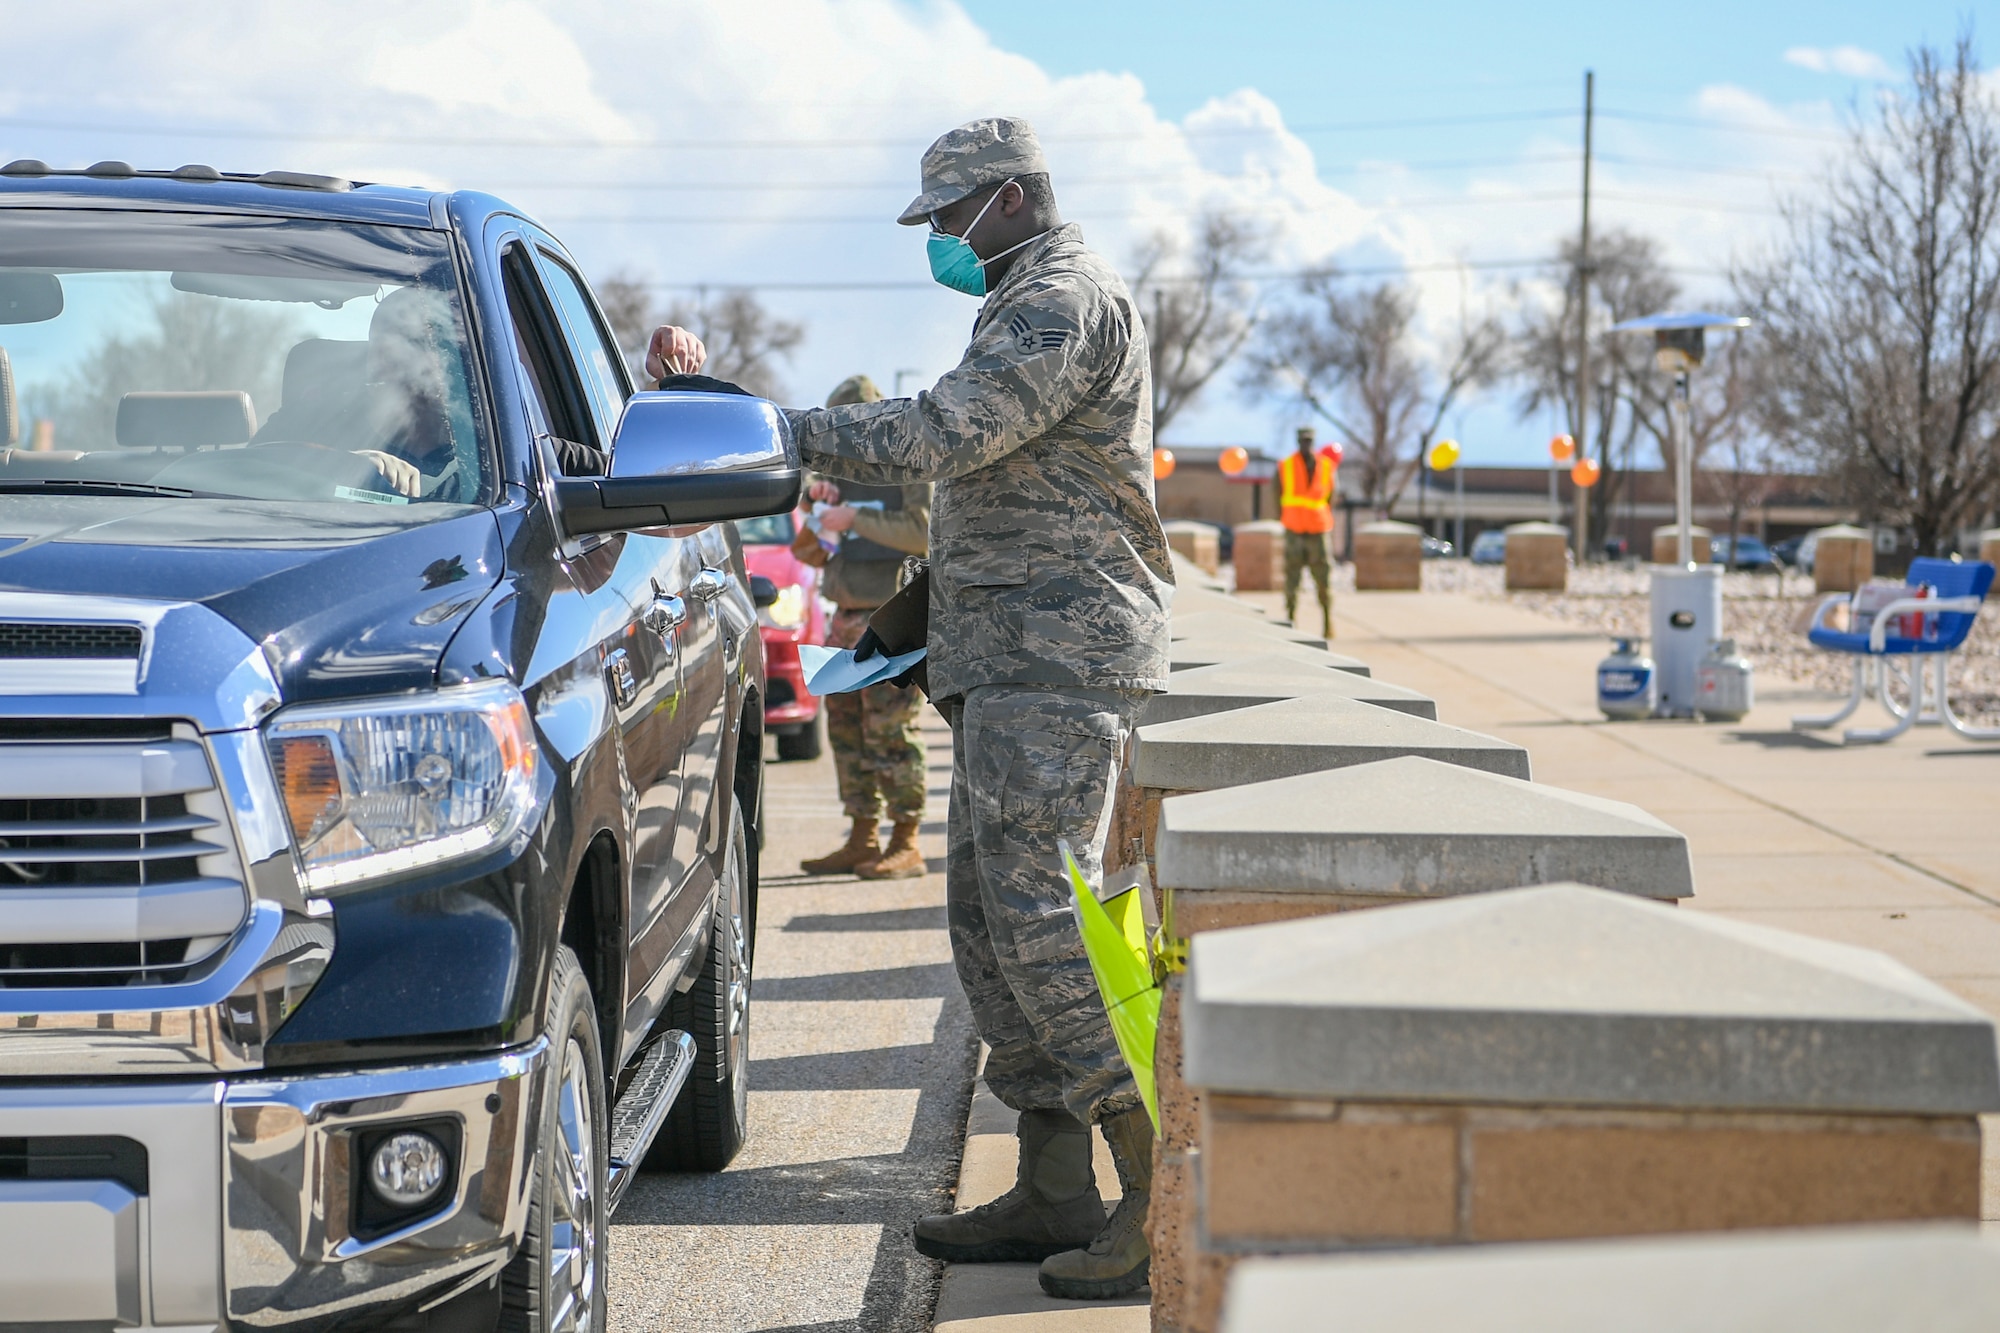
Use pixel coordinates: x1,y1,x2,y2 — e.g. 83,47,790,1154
354,450,423,498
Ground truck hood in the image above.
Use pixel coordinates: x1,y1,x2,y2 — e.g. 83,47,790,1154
0,497,504,704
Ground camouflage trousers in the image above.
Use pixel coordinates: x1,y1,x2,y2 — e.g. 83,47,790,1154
1283,529,1333,625
941,684,1142,1126
825,606,927,823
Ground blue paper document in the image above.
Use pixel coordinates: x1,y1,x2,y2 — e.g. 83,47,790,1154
800,643,928,695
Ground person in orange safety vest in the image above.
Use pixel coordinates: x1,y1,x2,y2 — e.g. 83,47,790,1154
1278,425,1336,635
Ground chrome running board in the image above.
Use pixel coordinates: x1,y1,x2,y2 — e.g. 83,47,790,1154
606,1028,697,1213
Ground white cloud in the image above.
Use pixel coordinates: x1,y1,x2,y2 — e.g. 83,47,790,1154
0,0,1840,457
1784,45,1894,80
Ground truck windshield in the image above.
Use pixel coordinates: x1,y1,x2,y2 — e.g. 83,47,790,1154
0,210,489,509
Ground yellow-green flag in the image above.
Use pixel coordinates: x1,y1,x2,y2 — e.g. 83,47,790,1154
1062,842,1162,1132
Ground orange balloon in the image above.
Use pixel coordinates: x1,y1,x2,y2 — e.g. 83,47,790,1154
1153,448,1176,480
1550,433,1576,463
1571,457,1602,488
1219,446,1250,477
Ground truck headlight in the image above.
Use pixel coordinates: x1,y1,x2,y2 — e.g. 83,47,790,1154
759,582,809,629
265,680,541,894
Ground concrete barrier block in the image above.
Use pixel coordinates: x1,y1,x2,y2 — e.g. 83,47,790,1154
1187,883,1999,1113
1229,520,1288,591
1504,521,1569,591
1155,756,1691,923
1143,659,1436,727
1170,585,1270,620
1168,611,1327,650
1979,528,2000,569
1651,525,1713,565
1168,885,2000,1330
1166,522,1223,576
1813,524,1874,593
1354,521,1422,591
1168,638,1371,675
1135,695,1529,795
1219,1225,2000,1333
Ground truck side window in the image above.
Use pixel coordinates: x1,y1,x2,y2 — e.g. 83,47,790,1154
535,251,631,450
502,244,597,452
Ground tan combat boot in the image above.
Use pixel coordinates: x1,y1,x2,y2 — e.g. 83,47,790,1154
800,817,879,876
1039,1106,1153,1300
913,1109,1106,1263
857,818,925,880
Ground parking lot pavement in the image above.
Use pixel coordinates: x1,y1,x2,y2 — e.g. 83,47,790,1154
608,712,977,1332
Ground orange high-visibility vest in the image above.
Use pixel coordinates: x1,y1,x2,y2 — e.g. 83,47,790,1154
1279,451,1336,534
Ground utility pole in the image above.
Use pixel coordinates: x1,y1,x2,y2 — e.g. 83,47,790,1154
1573,70,1594,563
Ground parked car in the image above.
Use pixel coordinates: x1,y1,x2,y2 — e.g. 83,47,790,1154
1470,530,1507,565
1710,534,1779,572
1772,535,1809,570
0,164,801,1331
735,510,830,760
1421,535,1455,559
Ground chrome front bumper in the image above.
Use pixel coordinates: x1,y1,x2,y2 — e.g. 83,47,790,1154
0,1040,544,1331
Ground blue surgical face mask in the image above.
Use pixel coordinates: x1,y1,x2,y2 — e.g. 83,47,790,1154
926,180,1044,297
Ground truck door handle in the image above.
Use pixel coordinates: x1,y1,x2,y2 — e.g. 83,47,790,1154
647,595,688,636
689,568,729,603
606,648,638,708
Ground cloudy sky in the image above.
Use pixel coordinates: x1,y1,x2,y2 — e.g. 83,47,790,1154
0,0,1979,462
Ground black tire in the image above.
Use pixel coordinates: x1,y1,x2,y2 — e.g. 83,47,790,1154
645,806,751,1172
775,715,821,762
500,946,608,1333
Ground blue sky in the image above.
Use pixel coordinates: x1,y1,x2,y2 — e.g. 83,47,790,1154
0,1,1984,464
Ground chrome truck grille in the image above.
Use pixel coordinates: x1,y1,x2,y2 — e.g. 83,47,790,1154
0,721,249,988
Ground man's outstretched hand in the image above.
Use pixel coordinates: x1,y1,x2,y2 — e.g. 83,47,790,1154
645,325,708,382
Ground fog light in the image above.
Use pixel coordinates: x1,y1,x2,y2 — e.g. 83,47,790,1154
368,1131,447,1207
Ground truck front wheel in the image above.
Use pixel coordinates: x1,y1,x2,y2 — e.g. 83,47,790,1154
501,945,608,1333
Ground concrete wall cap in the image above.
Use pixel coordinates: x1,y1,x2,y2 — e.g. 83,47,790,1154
1167,612,1327,648
1220,1225,2000,1333
1358,520,1423,536
1505,520,1569,536
1168,639,1372,676
1144,659,1436,725
1167,586,1269,619
1155,754,1689,897
1813,523,1872,539
1135,695,1530,791
1232,519,1287,535
1185,883,2000,1114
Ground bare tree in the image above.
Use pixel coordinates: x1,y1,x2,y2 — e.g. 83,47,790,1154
1515,229,1683,547
1735,34,2000,554
1129,211,1268,436
1247,270,1503,511
595,271,806,401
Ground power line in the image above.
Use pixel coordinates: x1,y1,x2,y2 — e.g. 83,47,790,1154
1597,109,1847,143
0,107,1575,152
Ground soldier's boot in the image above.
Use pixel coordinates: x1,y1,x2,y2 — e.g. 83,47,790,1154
913,1109,1106,1263
800,817,879,876
857,818,925,880
1038,1106,1154,1300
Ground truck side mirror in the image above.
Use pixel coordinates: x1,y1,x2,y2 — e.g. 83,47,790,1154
553,391,802,536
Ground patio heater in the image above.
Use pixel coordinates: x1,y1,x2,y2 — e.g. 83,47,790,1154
1608,310,1751,717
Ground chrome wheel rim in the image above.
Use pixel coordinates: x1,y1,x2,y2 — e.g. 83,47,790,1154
548,1036,598,1332
724,835,751,1129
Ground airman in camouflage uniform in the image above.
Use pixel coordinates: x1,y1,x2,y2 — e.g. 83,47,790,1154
798,374,933,880
779,117,1172,1301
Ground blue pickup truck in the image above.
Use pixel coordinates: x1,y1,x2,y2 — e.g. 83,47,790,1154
0,161,801,1331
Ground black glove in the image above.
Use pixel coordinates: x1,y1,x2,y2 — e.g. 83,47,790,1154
862,564,931,696
851,627,885,663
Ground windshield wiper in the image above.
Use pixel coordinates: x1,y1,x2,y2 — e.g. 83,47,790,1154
0,479,233,500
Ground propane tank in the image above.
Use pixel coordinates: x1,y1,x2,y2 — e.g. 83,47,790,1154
1597,638,1658,719
1694,638,1755,721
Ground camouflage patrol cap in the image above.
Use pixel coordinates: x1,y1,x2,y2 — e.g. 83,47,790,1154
826,374,884,407
897,117,1048,226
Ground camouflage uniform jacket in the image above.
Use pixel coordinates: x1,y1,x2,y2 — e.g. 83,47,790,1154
785,223,1173,701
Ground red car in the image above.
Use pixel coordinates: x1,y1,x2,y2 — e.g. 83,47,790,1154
736,511,830,760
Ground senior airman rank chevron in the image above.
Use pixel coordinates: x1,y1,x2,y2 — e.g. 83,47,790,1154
1009,312,1071,354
